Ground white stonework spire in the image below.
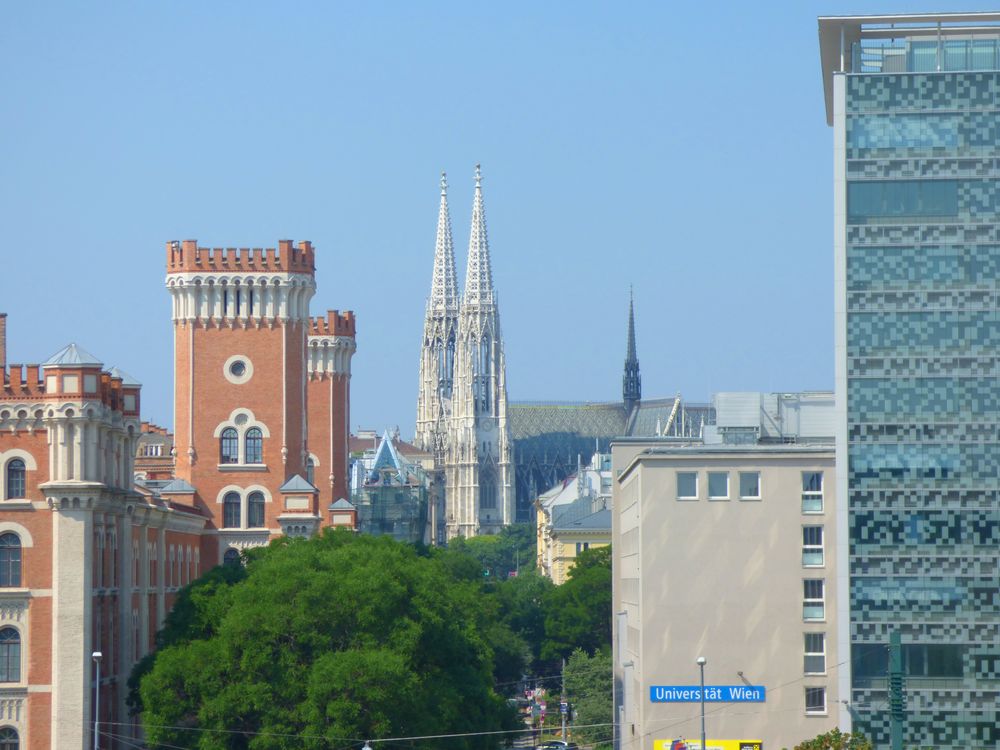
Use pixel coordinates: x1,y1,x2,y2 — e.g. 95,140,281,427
463,164,494,307
442,164,513,539
416,172,461,465
429,172,459,314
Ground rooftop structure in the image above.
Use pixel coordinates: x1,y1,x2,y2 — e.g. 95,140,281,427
819,13,1000,123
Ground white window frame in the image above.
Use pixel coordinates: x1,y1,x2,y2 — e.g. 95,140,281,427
804,686,827,715
803,579,825,621
676,472,698,500
804,632,826,674
707,471,729,500
802,471,824,514
802,525,825,567
738,471,761,500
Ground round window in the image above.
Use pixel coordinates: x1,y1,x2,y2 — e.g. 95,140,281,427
229,360,247,377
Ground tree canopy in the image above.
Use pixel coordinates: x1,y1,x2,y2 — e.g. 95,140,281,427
541,545,612,660
564,648,612,750
135,531,519,750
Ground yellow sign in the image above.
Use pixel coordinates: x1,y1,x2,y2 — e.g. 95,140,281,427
654,741,762,750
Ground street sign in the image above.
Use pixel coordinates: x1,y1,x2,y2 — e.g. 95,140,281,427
560,701,568,714
649,685,765,703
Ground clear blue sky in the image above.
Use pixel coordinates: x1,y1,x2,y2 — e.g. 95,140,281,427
1,2,987,436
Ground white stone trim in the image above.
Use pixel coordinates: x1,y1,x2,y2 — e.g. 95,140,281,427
0,524,32,548
215,485,272,529
212,408,270,466
222,354,254,385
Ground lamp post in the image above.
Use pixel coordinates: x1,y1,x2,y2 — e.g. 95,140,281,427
92,651,102,750
696,656,706,750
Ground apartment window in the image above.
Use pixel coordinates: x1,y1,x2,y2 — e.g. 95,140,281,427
803,579,825,621
220,429,239,464
245,428,263,464
802,472,824,513
0,535,21,588
0,628,20,682
223,492,241,529
805,686,826,714
803,526,825,567
576,542,590,554
804,633,826,674
5,460,25,500
708,472,729,500
738,471,760,499
248,491,265,528
676,472,697,500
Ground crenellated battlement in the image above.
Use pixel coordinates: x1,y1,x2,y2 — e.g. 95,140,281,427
2,364,43,397
309,310,356,338
2,362,136,414
166,239,316,275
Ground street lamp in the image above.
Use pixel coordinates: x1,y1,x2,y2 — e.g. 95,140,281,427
92,651,102,750
696,656,706,750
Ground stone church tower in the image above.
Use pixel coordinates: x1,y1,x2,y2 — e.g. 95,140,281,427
417,166,513,539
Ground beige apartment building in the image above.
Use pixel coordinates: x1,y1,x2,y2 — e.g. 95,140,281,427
612,392,840,750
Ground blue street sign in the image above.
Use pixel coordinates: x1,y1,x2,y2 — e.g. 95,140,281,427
649,685,765,703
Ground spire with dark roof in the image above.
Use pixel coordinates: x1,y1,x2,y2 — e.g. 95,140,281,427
623,289,641,413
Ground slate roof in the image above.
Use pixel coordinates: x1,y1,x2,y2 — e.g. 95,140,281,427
159,478,196,494
44,343,103,367
108,366,141,386
553,507,612,533
279,474,317,492
329,498,355,510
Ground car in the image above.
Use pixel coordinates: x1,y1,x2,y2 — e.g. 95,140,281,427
536,741,579,750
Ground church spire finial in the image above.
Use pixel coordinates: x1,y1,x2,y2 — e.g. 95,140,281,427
623,288,641,413
463,163,494,305
428,170,458,312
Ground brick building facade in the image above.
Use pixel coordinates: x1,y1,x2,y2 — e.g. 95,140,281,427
0,238,356,749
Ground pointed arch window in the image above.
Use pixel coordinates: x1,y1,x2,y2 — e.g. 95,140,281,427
248,491,265,528
223,492,241,529
480,471,497,510
245,428,263,464
220,429,239,464
5,460,25,500
0,628,20,682
0,535,21,588
0,727,17,750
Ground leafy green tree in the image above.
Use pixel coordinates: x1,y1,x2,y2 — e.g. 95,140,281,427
564,648,612,750
492,571,554,672
542,546,612,660
791,728,873,750
135,530,519,750
448,524,536,578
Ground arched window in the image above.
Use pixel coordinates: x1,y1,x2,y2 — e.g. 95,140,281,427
5,460,25,500
0,535,20,588
223,548,241,566
0,628,20,682
480,472,497,510
306,458,315,486
0,727,17,750
223,492,241,529
248,491,265,528
220,429,239,464
245,428,263,464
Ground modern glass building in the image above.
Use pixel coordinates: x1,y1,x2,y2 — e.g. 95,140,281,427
820,14,1000,748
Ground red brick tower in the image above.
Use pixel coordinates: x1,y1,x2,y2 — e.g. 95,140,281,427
165,240,318,563
306,310,356,518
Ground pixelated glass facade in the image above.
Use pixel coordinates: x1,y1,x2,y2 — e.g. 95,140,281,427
846,70,1000,747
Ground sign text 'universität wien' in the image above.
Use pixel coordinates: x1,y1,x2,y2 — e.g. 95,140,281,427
649,685,766,703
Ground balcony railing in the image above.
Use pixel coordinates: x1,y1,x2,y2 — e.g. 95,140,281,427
852,37,1000,74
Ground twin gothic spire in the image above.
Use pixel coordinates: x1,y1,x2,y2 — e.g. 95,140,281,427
430,165,497,311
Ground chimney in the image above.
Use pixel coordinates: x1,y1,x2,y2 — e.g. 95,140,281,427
0,313,7,371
